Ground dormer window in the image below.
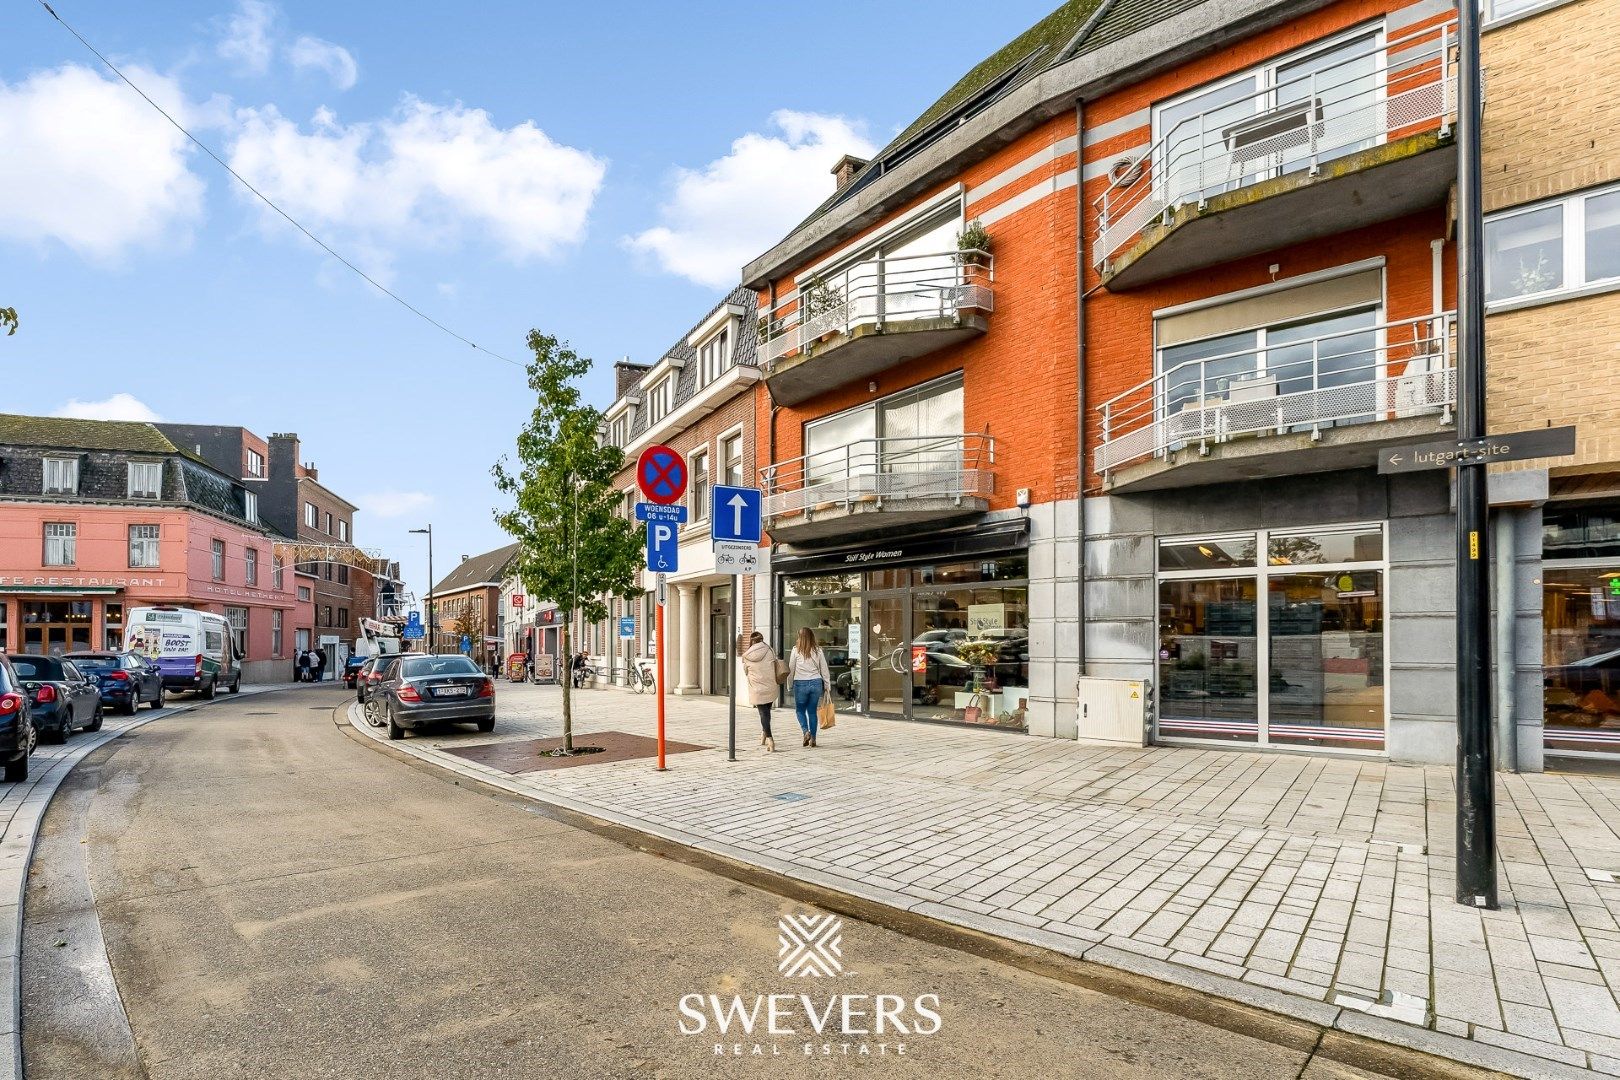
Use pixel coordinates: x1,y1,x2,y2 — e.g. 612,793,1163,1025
647,377,673,424
243,489,259,523
127,461,162,499
43,457,78,495
698,327,732,385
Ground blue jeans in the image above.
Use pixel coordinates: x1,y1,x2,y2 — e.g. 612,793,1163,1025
793,679,823,737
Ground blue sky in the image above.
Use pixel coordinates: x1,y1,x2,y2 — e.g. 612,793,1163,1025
2,0,1056,601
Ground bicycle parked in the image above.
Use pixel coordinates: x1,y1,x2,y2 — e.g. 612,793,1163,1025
630,658,656,693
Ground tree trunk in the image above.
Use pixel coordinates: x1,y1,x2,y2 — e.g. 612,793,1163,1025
560,619,574,753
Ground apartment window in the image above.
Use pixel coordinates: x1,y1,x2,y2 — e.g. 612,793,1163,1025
245,448,264,477
1486,185,1620,304
698,327,732,384
42,457,78,495
325,512,334,535
129,525,160,568
338,519,349,542
690,449,710,520
245,547,259,586
803,375,961,487
271,610,283,656
304,502,317,528
723,433,744,487
647,377,673,424
226,607,248,658
338,564,349,585
338,608,349,629
324,563,333,581
1484,0,1556,20
609,415,628,447
127,462,163,499
272,557,284,590
297,585,311,602
242,489,258,523
44,523,76,566
212,539,225,581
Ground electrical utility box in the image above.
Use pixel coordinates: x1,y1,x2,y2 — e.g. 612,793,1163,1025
1076,677,1150,746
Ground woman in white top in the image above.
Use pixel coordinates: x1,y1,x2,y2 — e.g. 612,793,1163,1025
789,627,832,748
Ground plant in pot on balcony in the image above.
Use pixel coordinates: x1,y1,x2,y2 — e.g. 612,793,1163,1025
955,219,992,306
800,274,845,341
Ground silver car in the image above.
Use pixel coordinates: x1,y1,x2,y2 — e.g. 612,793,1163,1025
372,654,495,741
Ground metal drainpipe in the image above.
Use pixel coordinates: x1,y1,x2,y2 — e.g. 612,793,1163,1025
1494,509,1519,772
1075,99,1088,679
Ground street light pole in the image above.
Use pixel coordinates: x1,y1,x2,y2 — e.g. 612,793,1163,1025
411,525,436,654
1453,4,1497,909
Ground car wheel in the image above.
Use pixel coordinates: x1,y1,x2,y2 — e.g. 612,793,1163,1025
477,718,495,733
228,676,241,694
4,754,26,783
387,708,404,741
121,690,139,716
86,706,103,733
202,678,216,701
152,686,165,709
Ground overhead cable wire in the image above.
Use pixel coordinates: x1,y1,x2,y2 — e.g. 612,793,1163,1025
37,0,525,370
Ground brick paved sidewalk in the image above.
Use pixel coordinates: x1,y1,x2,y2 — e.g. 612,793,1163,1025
352,682,1620,1078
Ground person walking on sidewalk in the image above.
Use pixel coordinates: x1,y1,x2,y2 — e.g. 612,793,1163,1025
297,650,310,683
789,627,832,748
741,632,781,753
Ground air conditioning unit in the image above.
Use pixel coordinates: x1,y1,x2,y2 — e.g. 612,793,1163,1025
1076,677,1150,746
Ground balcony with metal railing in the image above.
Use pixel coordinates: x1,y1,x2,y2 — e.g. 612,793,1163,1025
758,250,992,406
1093,21,1456,290
761,434,995,542
1094,312,1455,491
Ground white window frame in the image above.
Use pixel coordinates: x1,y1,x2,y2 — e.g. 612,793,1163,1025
226,606,248,658
245,547,259,586
272,556,284,590
1486,182,1620,310
721,428,745,489
212,539,226,581
129,524,160,568
338,519,349,542
304,502,317,528
245,448,264,477
44,522,76,566
243,489,258,523
42,457,78,495
272,609,284,657
690,448,710,521
127,461,163,499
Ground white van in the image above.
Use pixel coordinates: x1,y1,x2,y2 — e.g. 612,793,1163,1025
124,606,241,698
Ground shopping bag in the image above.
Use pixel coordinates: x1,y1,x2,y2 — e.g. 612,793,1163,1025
818,697,837,730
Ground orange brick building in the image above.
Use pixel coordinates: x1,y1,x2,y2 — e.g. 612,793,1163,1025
742,0,1484,761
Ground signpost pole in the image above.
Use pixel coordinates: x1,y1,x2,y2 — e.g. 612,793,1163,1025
656,572,668,772
1454,0,1496,910
728,573,738,762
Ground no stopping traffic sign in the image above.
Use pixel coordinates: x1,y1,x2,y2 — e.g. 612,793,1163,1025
636,444,687,505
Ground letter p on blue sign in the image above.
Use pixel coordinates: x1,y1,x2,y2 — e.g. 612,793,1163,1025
646,521,679,573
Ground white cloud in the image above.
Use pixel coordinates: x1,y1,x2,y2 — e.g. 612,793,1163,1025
53,394,163,422
226,98,606,262
217,0,275,75
625,110,876,289
355,490,433,519
0,64,205,261
287,35,357,91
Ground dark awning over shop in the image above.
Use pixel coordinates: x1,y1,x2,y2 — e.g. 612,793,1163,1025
773,519,1029,577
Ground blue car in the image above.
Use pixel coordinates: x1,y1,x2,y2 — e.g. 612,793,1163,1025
63,651,166,714
3,654,101,742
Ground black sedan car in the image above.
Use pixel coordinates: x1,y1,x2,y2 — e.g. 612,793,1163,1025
3,654,101,742
0,657,38,782
371,655,495,741
354,654,395,704
64,651,166,714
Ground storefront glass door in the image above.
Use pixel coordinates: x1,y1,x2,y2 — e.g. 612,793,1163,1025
862,593,910,718
708,585,732,695
20,601,94,655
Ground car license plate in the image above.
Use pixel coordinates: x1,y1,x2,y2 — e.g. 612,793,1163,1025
434,686,470,698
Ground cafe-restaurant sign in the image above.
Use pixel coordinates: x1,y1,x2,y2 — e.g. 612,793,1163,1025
0,575,172,589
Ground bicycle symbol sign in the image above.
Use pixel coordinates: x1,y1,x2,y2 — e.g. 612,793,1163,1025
636,444,687,506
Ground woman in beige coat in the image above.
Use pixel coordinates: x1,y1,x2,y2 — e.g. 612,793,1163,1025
740,631,780,752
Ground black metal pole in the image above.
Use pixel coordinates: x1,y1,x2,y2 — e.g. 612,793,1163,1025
727,573,738,761
1454,4,1496,909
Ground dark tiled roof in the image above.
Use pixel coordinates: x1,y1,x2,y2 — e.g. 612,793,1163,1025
1073,0,1204,55
431,542,521,595
618,285,759,439
0,414,178,455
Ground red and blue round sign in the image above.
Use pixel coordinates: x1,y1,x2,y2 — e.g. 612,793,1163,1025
636,444,687,505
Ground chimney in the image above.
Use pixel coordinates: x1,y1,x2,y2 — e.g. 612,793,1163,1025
830,154,869,192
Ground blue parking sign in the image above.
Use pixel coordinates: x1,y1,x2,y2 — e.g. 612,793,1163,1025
645,519,679,572
710,485,762,544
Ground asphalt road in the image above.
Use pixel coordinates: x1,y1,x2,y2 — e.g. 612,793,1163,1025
21,689,1392,1079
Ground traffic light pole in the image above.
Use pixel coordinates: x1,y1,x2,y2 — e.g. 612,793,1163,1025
1453,1,1497,910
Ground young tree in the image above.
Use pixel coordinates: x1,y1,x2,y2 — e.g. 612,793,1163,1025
494,332,643,752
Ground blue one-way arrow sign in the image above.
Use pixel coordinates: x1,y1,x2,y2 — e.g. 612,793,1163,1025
710,485,762,544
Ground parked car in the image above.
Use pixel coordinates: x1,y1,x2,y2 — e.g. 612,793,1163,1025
0,657,38,782
124,606,240,698
63,651,166,714
3,654,101,741
355,654,396,704
343,653,369,689
372,654,495,741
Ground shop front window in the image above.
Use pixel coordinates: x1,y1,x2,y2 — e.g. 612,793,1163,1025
1157,524,1385,750
21,600,94,654
104,603,124,650
784,588,860,715
1543,567,1620,755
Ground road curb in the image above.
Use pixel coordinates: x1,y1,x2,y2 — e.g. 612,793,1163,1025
340,703,1593,1080
6,684,296,1080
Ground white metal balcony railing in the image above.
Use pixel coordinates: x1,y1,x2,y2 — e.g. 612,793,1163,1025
761,434,995,517
758,249,993,366
1093,20,1456,268
1094,312,1456,475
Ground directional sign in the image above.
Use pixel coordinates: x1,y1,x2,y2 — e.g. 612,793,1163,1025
710,485,763,544
618,616,635,639
401,623,424,640
636,444,688,505
635,502,688,524
459,634,471,654
645,520,679,573
714,540,765,575
1378,425,1577,474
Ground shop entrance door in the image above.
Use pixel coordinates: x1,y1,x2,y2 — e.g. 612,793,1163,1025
709,584,732,695
862,592,910,718
20,601,94,655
